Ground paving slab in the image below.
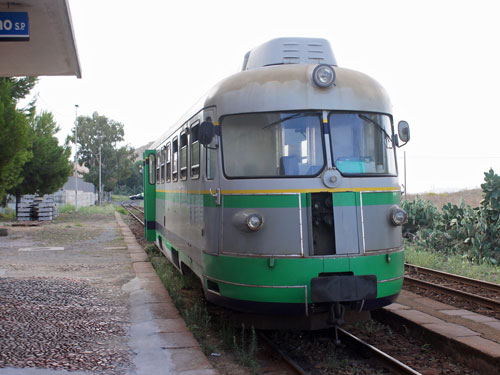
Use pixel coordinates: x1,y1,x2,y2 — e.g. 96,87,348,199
397,291,452,310
159,332,200,349
133,261,156,274
154,318,190,333
461,313,498,323
396,309,444,324
483,321,500,331
455,335,500,358
423,322,480,338
383,302,410,311
439,309,472,316
130,252,149,262
170,348,218,374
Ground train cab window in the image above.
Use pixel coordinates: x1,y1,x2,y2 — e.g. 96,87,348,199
148,154,156,185
180,131,188,180
221,112,324,178
328,112,397,175
190,123,200,179
156,152,160,184
160,147,165,183
166,142,171,183
172,137,179,182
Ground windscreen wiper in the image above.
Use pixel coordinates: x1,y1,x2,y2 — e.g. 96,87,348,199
358,114,392,143
262,112,321,129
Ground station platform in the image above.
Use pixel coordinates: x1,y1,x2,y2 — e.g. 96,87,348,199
115,212,218,375
379,290,500,375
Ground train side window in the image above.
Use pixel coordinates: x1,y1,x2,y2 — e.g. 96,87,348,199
172,137,178,182
166,142,171,183
156,151,160,184
190,123,200,179
180,130,188,180
160,147,165,183
206,118,216,180
149,154,156,184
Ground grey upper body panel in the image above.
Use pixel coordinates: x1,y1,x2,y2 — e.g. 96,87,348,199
205,64,392,119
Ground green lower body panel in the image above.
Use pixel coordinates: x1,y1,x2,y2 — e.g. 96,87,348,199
202,250,404,307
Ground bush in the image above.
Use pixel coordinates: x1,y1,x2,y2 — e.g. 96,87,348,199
402,197,441,238
404,168,500,264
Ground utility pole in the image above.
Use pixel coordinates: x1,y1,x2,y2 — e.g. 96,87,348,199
404,151,407,199
99,145,102,205
74,104,79,212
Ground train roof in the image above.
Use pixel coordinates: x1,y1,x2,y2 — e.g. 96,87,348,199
151,38,392,150
204,63,392,117
241,37,337,71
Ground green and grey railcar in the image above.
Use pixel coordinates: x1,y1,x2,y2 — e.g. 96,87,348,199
142,38,410,329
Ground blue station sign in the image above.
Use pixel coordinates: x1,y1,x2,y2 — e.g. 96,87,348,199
0,12,29,41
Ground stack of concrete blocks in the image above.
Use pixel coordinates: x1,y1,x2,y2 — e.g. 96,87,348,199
38,195,59,221
16,194,59,222
17,195,36,221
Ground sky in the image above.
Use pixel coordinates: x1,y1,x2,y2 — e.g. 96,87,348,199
26,0,500,194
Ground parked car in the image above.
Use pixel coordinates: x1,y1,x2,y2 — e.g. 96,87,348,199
129,193,144,200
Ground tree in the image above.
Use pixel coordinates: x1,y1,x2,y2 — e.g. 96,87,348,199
9,112,72,200
0,78,33,202
114,160,143,195
67,112,135,192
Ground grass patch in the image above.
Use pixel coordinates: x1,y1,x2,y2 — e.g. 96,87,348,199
58,203,118,216
0,209,16,221
112,194,129,202
231,325,260,373
405,241,500,284
116,206,128,215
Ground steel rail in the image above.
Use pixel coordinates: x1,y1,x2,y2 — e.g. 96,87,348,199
337,327,423,375
404,276,500,310
121,203,145,226
123,202,145,214
258,332,308,375
405,263,500,293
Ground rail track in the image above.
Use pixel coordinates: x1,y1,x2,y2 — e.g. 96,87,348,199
121,203,144,226
404,263,500,310
260,328,423,375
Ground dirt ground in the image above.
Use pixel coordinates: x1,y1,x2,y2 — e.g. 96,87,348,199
0,212,136,374
406,188,483,208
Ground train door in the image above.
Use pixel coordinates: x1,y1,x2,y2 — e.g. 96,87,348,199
143,150,157,241
202,108,221,254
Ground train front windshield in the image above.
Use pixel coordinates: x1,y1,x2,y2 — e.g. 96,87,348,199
328,113,397,175
220,111,396,178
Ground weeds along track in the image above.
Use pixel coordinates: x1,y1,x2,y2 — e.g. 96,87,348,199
404,263,500,316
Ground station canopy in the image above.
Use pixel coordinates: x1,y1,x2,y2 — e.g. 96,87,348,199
0,0,81,78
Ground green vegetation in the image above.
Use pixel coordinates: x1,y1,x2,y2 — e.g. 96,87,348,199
405,242,500,284
66,112,136,194
111,194,129,202
57,203,119,216
0,208,16,221
231,325,260,373
403,168,500,281
114,160,143,196
8,111,72,202
0,78,34,201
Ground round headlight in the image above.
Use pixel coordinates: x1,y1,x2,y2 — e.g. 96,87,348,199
246,213,264,231
312,64,336,88
390,207,408,226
